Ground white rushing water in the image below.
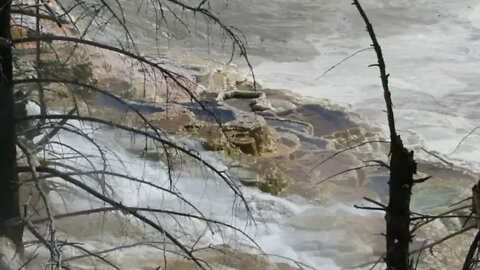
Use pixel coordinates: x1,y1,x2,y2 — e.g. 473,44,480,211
244,0,480,168
41,120,384,270
116,0,480,166
27,1,479,269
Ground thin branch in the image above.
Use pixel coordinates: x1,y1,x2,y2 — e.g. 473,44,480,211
463,230,480,270
308,140,389,174
409,225,475,255
420,147,454,167
28,206,260,250
449,126,480,156
11,8,69,24
410,205,471,233
59,242,120,270
17,114,251,217
315,164,380,185
412,176,431,184
33,108,77,154
315,47,373,80
23,166,207,269
352,0,396,145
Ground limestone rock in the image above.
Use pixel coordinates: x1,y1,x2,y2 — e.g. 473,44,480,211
231,136,258,155
199,114,277,156
234,164,290,195
195,67,260,93
257,167,291,195
234,78,261,91
269,98,296,113
223,116,277,155
216,90,264,102
325,127,370,149
250,97,273,112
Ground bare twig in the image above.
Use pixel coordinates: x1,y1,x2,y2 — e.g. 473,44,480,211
308,140,389,174
315,164,380,185
315,47,373,80
409,225,475,255
449,126,480,156
463,230,480,270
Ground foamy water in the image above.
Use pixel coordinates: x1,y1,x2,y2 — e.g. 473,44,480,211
119,0,480,168
246,0,480,168
34,120,382,270
23,1,480,269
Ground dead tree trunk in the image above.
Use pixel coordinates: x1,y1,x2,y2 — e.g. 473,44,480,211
0,0,23,248
353,1,417,269
462,182,480,270
387,137,416,269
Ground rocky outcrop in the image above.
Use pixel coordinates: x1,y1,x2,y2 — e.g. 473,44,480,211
256,167,291,195
250,97,273,112
216,89,273,112
202,115,278,156
194,66,260,93
226,118,276,155
216,90,264,102
325,126,383,150
11,6,382,203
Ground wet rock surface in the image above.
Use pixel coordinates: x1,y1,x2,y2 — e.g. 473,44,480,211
9,28,414,204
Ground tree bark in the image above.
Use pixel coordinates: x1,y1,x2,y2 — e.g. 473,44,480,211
352,1,417,269
386,137,416,269
463,182,480,270
0,0,23,248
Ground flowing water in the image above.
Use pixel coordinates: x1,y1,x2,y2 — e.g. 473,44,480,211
22,1,480,269
111,0,480,165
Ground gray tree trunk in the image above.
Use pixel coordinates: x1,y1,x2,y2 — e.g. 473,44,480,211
0,0,23,249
